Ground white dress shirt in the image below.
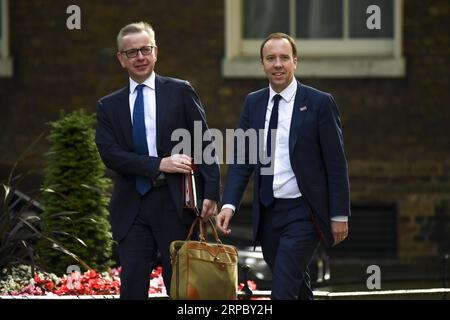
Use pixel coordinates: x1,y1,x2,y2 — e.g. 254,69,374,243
222,78,347,222
266,78,302,199
129,72,158,157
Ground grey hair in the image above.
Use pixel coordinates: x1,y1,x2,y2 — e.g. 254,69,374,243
117,21,156,51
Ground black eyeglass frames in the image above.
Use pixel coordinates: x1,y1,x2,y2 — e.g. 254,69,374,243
121,46,155,58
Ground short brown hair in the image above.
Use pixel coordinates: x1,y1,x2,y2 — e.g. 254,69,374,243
260,33,297,60
117,21,155,51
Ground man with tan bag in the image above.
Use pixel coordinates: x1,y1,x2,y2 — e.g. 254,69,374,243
96,21,220,299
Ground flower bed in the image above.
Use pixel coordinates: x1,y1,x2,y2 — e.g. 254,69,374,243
1,265,257,298
0,265,165,296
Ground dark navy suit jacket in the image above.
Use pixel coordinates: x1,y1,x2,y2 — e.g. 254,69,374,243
222,80,350,247
95,75,220,241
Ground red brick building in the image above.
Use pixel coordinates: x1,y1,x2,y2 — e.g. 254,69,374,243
0,0,448,259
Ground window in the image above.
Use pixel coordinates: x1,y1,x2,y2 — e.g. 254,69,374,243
329,204,398,259
223,0,405,78
0,0,13,77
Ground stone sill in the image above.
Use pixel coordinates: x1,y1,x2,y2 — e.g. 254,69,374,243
0,57,13,77
222,57,405,78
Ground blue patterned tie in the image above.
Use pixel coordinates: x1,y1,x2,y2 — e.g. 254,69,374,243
133,84,151,195
260,94,282,207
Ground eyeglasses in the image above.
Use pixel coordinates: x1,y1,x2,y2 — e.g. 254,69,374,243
120,46,155,58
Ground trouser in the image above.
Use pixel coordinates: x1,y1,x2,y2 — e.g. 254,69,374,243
259,197,319,300
118,185,192,300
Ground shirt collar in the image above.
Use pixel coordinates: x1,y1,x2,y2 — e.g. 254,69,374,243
269,78,297,104
129,71,156,93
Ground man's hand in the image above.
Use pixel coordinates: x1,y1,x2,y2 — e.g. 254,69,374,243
200,199,217,222
216,208,234,235
331,220,348,246
159,154,192,174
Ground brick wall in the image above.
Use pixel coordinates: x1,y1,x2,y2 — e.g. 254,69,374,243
0,0,448,257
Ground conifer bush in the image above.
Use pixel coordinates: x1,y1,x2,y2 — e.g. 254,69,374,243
39,110,113,274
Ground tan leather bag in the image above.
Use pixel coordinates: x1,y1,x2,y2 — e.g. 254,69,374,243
170,217,238,300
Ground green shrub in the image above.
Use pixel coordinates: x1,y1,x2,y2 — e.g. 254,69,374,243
39,110,113,274
1,135,89,279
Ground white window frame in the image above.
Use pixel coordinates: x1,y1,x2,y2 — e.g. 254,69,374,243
0,0,13,77
223,0,405,78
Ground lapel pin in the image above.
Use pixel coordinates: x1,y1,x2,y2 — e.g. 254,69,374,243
300,106,307,112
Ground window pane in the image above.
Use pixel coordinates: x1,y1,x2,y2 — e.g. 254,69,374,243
244,0,290,38
349,0,393,38
296,0,343,38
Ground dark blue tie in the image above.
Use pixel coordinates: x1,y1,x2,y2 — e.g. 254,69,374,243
133,84,151,195
260,94,282,207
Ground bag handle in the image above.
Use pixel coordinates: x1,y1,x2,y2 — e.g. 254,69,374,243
186,217,201,241
199,218,223,245
185,217,223,245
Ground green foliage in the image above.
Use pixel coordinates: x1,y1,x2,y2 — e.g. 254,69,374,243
39,110,113,275
0,135,90,278
0,265,60,295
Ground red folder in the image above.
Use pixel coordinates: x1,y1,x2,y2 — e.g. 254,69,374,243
182,164,202,216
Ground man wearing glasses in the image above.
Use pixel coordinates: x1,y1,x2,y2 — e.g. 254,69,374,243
95,22,220,299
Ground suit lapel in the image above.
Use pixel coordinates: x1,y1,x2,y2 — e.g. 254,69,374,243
255,88,270,131
155,75,167,152
289,81,308,154
255,89,270,162
117,85,134,149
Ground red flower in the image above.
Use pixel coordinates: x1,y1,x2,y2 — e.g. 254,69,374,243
18,267,165,296
238,280,257,291
34,273,41,283
45,281,55,291
150,266,163,279
85,269,98,279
